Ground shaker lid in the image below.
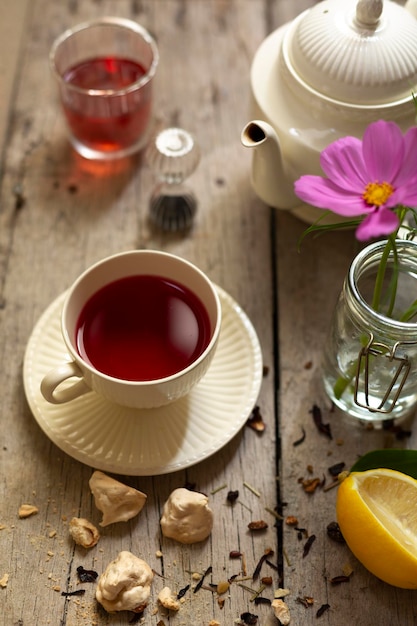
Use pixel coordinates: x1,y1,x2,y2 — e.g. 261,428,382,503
285,0,417,105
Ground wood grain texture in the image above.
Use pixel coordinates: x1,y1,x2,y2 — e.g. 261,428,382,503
1,0,416,625
276,212,417,625
1,1,276,625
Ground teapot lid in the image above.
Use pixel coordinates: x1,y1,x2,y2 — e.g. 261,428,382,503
285,0,417,105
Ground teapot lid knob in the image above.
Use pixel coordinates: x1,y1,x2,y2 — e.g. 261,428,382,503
355,0,383,26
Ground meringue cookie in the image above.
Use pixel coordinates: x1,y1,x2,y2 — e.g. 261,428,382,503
69,517,100,548
160,488,213,544
96,551,153,613
89,470,147,527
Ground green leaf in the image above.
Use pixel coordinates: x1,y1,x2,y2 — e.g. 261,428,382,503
350,449,417,479
333,375,352,400
297,212,361,251
400,298,417,322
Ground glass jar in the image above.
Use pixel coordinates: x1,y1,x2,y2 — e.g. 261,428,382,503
322,239,417,423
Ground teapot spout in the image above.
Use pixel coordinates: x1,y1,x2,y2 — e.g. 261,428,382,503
405,0,417,19
241,120,298,209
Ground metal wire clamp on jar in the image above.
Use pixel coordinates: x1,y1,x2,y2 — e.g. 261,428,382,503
322,239,417,423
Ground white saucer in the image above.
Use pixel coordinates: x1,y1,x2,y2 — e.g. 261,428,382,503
23,286,263,475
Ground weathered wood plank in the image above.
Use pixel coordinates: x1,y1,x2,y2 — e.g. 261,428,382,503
0,1,278,625
275,111,417,626
0,0,31,154
2,0,417,625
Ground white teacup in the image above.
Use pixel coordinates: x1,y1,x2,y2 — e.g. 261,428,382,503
40,250,221,409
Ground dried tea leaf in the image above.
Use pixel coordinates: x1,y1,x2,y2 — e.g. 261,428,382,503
77,566,98,583
227,490,239,504
193,566,212,593
326,521,346,544
177,584,190,599
295,526,308,540
302,534,316,558
297,595,314,608
330,575,351,585
254,597,271,605
299,477,322,494
229,550,242,559
328,462,346,477
61,589,86,597
216,581,230,595
292,427,306,447
248,520,268,531
310,404,332,439
243,481,261,497
316,603,330,617
246,406,265,433
383,420,412,440
211,483,227,495
252,548,274,580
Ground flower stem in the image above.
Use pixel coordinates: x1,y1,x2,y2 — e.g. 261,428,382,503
333,221,404,402
371,236,395,312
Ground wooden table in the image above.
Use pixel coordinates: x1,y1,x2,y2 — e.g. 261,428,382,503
1,1,416,624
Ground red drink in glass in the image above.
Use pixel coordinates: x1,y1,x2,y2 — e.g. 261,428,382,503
50,18,158,160
62,57,152,155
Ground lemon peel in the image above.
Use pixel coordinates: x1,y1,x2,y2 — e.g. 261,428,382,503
336,468,417,588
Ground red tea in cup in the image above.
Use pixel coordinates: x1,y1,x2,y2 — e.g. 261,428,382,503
40,250,221,409
75,275,212,381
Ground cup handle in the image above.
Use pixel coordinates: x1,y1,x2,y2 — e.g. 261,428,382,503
40,361,91,404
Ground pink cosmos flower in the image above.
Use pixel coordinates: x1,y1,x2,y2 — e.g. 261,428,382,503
294,120,417,241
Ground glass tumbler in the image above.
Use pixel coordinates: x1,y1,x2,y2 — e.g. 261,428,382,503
50,17,159,160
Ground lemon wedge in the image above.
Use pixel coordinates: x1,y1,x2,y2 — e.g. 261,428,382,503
336,468,417,588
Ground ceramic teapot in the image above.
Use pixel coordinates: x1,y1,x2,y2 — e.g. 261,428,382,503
241,0,417,223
